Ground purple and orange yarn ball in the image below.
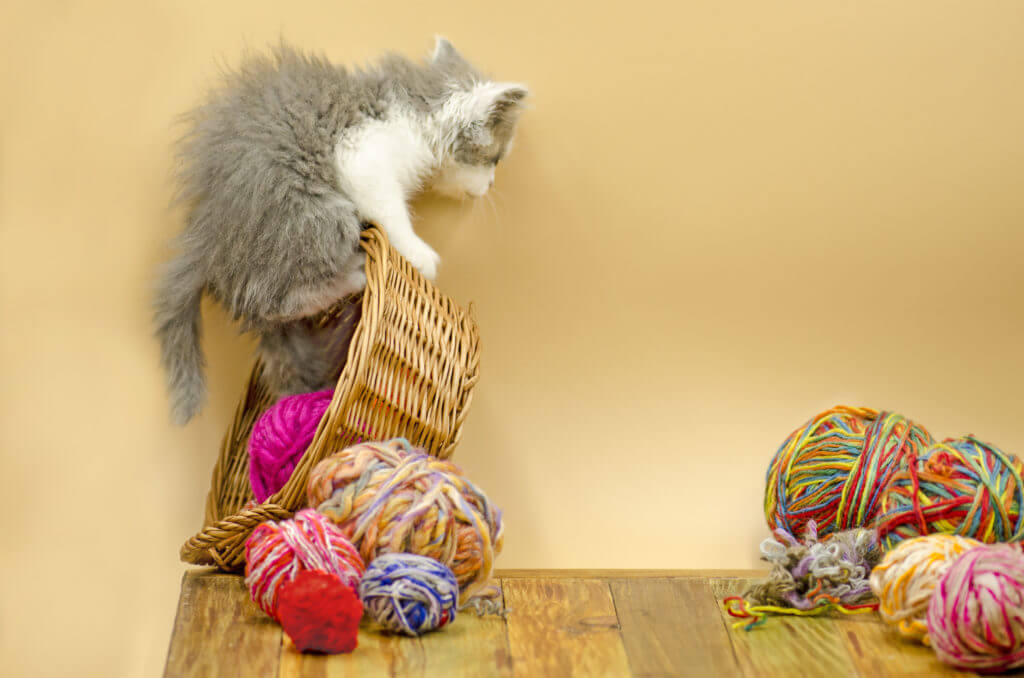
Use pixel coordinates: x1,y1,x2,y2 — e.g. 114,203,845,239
307,438,503,605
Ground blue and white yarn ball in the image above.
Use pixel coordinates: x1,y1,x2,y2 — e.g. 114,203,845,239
357,553,460,636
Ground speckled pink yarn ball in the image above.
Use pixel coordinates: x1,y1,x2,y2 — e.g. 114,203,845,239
927,544,1024,674
244,508,365,619
248,390,333,502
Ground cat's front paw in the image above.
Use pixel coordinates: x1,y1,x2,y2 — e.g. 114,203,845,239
402,242,441,280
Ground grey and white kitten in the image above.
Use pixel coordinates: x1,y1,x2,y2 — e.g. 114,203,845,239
155,38,527,424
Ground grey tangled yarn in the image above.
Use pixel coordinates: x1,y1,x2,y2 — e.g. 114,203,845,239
744,520,882,610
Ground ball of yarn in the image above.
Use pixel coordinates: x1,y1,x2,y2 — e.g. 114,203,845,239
358,553,460,636
877,436,1024,549
248,390,334,503
869,534,982,644
927,543,1024,673
277,570,363,653
764,406,933,539
244,508,366,619
307,438,503,604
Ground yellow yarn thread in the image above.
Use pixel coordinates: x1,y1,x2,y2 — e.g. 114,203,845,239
723,596,878,631
869,534,982,644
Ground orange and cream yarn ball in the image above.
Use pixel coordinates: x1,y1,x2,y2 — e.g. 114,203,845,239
869,534,982,644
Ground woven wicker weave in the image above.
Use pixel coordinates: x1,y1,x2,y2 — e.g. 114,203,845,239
180,227,481,571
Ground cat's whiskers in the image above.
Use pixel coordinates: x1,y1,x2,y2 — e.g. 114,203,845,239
484,192,499,221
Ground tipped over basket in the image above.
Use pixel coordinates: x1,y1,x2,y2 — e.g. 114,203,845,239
180,227,481,571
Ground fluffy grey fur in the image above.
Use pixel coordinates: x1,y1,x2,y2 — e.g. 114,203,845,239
155,39,526,424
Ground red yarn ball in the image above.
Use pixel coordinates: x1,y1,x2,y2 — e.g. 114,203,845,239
248,390,334,502
278,571,363,654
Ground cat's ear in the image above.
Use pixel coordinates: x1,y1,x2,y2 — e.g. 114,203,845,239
486,83,529,126
432,36,466,66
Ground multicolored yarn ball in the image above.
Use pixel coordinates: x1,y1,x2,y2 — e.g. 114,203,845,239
877,436,1024,549
277,570,363,654
764,406,933,539
248,390,334,503
358,553,460,636
307,438,503,604
927,543,1024,673
244,508,366,619
868,534,982,644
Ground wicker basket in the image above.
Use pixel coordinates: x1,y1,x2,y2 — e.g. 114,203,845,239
180,227,481,571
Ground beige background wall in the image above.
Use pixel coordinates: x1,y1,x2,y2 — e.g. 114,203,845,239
2,1,1023,675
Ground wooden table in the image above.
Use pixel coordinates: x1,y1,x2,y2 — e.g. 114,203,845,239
165,569,979,677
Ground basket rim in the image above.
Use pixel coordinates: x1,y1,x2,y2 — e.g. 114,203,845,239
262,227,390,508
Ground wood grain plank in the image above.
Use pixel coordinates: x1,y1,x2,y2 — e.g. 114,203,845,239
835,615,980,678
710,578,857,678
503,578,630,678
170,570,976,678
497,569,766,579
165,571,281,678
278,609,511,678
611,577,739,677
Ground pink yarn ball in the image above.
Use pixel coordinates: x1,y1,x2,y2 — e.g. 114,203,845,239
244,508,366,619
248,390,333,502
927,543,1024,673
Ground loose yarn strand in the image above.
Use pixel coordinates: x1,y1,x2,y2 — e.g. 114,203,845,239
724,596,879,631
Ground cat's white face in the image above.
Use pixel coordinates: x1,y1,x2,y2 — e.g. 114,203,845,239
428,72,526,201
431,161,495,198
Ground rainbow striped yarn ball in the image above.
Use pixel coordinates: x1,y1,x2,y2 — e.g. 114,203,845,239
869,534,982,644
358,553,460,636
244,508,366,619
307,438,503,604
877,436,1024,549
764,406,933,539
928,543,1024,673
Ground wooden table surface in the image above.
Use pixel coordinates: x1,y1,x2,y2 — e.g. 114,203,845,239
165,569,981,677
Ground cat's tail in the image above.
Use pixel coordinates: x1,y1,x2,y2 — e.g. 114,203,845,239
154,249,207,426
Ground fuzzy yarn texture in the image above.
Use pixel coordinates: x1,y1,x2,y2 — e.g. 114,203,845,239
744,520,882,610
877,436,1024,549
248,390,334,502
277,570,363,654
764,406,933,540
869,534,982,644
927,543,1024,673
244,508,366,619
358,553,460,636
307,438,503,605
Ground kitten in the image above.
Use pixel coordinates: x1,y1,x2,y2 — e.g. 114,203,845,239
155,38,527,424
